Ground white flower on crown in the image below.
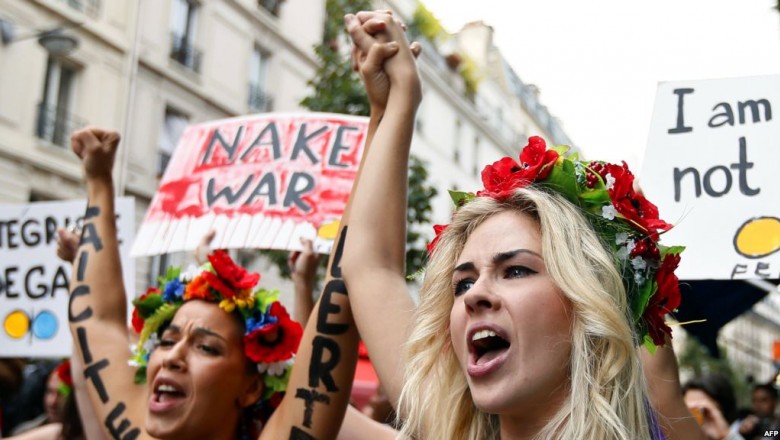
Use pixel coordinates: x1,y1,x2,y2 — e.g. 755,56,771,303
601,204,617,220
605,173,616,190
179,264,203,283
631,256,647,271
634,271,646,285
257,357,295,376
616,238,636,262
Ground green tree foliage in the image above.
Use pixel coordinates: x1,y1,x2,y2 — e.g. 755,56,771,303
262,0,437,280
677,334,751,407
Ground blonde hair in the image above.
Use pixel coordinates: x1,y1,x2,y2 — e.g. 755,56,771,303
398,187,655,440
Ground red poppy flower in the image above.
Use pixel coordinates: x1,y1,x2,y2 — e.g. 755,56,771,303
427,224,449,255
479,156,521,196
184,275,214,301
201,271,237,299
131,309,144,334
208,250,260,291
516,136,559,181
131,288,159,333
644,253,682,345
56,360,73,388
605,162,671,237
244,303,303,363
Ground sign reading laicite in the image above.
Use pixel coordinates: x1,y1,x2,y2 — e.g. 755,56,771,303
0,198,135,358
131,112,369,257
641,75,780,280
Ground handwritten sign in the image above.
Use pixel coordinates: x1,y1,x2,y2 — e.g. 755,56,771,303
131,113,368,257
641,75,780,280
0,198,135,357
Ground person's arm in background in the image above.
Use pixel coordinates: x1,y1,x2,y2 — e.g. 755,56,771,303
641,337,707,440
193,229,216,266
289,238,321,327
339,10,422,410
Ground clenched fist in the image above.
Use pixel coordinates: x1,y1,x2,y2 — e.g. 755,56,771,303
70,127,120,180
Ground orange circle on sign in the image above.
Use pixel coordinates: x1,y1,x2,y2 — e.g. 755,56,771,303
4,310,30,339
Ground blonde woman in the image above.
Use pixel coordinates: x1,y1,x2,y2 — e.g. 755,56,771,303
342,10,705,440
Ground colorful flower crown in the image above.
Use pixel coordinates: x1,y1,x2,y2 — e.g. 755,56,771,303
129,250,303,414
428,137,683,349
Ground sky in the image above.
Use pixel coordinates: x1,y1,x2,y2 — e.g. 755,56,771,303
420,0,780,169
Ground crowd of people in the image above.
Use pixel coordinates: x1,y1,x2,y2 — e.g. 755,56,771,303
1,9,778,440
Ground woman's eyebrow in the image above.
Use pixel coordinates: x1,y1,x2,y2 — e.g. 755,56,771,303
453,261,475,273
492,248,542,265
192,327,227,342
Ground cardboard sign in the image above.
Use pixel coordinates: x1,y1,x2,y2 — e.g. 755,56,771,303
132,113,368,257
641,75,780,280
0,198,135,358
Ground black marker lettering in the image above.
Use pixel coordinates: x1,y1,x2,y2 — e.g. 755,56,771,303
69,285,93,322
317,280,349,335
77,251,88,282
329,226,347,278
77,326,93,364
80,223,103,252
308,336,341,392
668,88,694,134
84,206,101,219
295,388,331,428
84,358,111,404
202,126,245,164
105,402,141,440
291,124,327,164
289,427,317,440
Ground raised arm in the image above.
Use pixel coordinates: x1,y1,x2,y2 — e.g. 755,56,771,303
289,238,321,327
67,128,148,439
261,28,397,440
340,11,421,409
640,337,707,440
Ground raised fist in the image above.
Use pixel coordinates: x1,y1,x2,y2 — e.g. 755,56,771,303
70,127,120,179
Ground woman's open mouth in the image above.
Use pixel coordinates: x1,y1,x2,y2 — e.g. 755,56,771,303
467,328,511,377
149,381,186,413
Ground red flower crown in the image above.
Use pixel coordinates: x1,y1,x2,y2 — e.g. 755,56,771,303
428,137,683,348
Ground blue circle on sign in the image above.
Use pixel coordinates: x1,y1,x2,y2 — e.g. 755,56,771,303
32,311,58,340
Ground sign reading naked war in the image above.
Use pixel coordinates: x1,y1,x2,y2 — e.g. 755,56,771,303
641,75,779,280
131,113,369,257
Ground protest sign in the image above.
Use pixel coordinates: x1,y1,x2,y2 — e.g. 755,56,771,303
131,112,368,257
0,198,135,358
641,75,780,280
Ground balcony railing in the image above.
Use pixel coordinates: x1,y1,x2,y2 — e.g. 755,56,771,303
170,33,201,73
61,0,101,18
36,102,87,147
248,84,273,112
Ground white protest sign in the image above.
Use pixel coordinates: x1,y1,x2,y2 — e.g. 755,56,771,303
0,198,135,358
641,75,780,280
131,112,369,257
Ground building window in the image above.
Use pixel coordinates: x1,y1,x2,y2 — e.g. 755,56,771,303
60,0,101,17
158,107,189,176
36,57,85,147
259,0,284,16
170,0,201,72
248,46,272,112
